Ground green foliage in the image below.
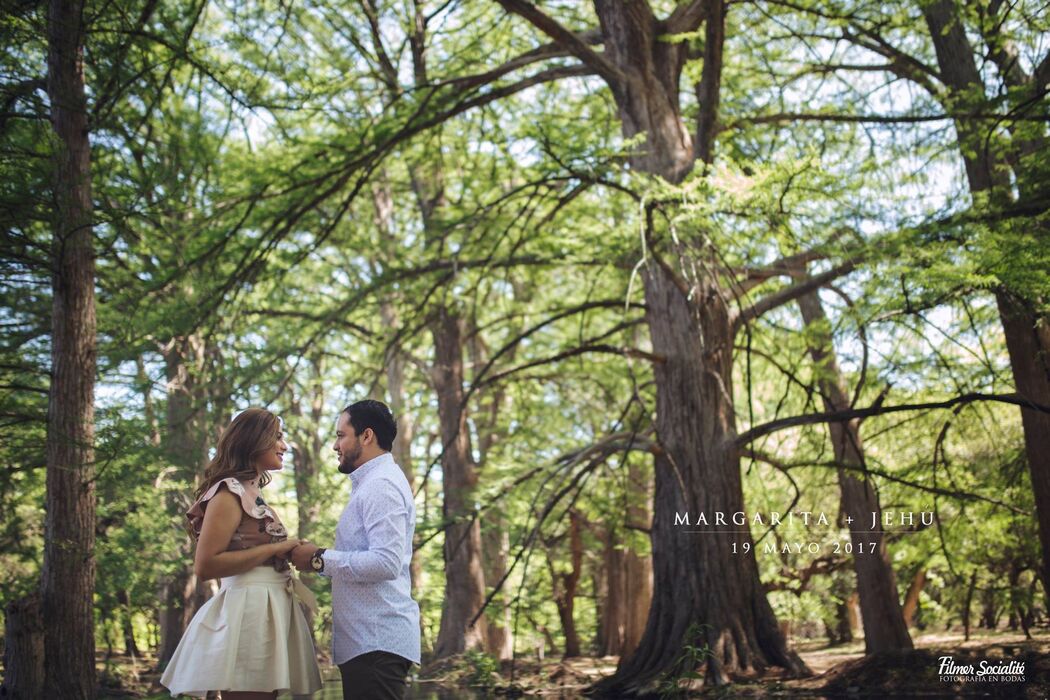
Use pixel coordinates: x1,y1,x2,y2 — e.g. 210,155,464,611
657,623,715,698
463,649,501,690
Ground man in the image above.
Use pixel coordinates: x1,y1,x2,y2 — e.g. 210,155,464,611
290,399,420,700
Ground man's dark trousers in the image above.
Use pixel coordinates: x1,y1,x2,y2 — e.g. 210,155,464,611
339,650,412,700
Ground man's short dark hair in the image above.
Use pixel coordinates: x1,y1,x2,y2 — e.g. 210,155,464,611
343,399,397,451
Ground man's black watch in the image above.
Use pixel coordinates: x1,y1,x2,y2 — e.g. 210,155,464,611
311,547,327,573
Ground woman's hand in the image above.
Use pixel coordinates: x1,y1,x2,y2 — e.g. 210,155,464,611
274,538,305,559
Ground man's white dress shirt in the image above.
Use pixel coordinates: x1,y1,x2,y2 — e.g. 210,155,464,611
320,452,421,666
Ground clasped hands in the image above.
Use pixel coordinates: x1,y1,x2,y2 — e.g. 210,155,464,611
277,539,322,571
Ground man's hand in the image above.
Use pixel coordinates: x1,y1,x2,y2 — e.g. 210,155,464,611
290,542,321,571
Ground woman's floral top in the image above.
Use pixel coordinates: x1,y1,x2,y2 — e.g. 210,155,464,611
187,477,290,572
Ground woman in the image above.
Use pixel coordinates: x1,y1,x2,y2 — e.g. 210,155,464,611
160,408,323,699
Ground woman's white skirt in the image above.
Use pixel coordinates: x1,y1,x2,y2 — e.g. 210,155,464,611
160,566,323,697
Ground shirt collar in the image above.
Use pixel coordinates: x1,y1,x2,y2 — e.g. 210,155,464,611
349,452,393,486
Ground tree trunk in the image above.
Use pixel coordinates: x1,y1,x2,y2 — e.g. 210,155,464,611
598,525,653,658
846,592,861,639
586,1,803,690
979,586,999,629
902,568,927,629
622,458,652,658
482,512,515,660
996,293,1050,597
832,604,852,645
432,307,488,657
963,571,977,641
290,355,325,543
368,169,425,602
599,527,627,656
379,299,424,600
550,510,584,659
620,280,804,689
158,335,209,667
466,313,518,662
2,593,45,699
42,0,97,695
795,284,913,652
117,589,139,657
137,356,161,447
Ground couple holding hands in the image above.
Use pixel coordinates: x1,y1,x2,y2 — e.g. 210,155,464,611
160,400,420,700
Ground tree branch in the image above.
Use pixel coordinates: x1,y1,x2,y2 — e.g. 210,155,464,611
733,244,841,294
732,260,855,334
734,392,1050,448
663,0,709,36
494,0,626,85
744,446,1026,514
359,0,401,92
722,111,1050,131
439,28,603,92
476,339,662,389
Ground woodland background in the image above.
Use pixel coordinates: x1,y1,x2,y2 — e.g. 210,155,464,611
1,0,1049,697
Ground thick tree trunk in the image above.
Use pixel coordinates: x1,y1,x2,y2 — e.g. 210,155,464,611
397,0,491,657
795,285,913,652
482,512,514,660
996,293,1050,597
2,593,45,698
291,431,318,541
615,277,804,690
42,0,97,695
597,452,652,659
588,1,802,690
432,307,488,657
467,315,518,662
137,357,161,446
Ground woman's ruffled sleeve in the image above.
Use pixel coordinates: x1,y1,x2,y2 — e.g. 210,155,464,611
186,477,273,537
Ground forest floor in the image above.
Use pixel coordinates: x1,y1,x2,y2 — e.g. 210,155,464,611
463,629,1050,698
100,628,1049,698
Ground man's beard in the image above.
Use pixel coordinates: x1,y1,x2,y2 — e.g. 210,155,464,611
337,445,361,474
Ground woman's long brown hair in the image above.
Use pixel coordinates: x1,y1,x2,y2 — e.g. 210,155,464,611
193,408,282,502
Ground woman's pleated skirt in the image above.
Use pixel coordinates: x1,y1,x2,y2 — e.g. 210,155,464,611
159,566,323,697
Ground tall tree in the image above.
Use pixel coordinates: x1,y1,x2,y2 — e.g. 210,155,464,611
157,333,212,666
42,0,97,694
401,2,489,656
771,0,1050,604
794,277,913,652
496,0,828,689
920,0,1050,598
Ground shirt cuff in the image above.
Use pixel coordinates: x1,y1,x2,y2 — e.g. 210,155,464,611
320,549,335,577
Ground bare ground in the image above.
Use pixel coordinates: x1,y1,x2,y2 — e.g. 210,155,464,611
94,628,1050,698
413,628,1050,698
